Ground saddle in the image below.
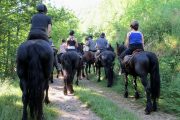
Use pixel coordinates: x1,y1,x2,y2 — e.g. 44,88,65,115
123,49,143,68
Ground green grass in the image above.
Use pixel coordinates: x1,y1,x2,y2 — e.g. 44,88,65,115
0,80,59,120
74,86,139,120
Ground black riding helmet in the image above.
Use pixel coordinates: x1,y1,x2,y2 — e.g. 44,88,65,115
130,20,139,30
100,32,105,38
69,30,75,36
37,4,47,13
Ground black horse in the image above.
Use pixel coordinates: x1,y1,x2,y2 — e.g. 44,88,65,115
60,50,81,95
95,45,115,87
116,42,160,114
16,40,53,120
50,47,61,83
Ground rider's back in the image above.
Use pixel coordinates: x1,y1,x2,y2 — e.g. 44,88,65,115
30,13,51,33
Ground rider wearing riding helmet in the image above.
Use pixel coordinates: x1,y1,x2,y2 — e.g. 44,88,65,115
120,20,144,59
120,20,144,73
95,32,109,59
66,30,78,51
27,3,52,41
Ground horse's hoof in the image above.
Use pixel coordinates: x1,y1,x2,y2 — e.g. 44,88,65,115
75,82,79,86
45,99,50,104
64,91,67,95
70,90,74,94
145,109,151,115
51,80,53,83
152,103,157,111
135,92,140,99
124,92,128,98
107,84,112,87
152,107,157,111
145,104,153,114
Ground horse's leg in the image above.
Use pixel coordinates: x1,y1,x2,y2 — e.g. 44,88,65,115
82,65,85,78
50,72,53,83
95,63,98,75
97,66,101,82
64,78,68,95
93,63,96,73
106,67,113,87
44,79,50,104
20,80,28,120
85,63,89,80
70,70,76,94
59,64,64,77
140,76,152,114
133,76,140,99
88,63,91,74
63,71,68,95
124,74,129,98
76,69,80,85
152,98,157,111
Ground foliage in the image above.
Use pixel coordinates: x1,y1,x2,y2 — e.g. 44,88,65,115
0,0,80,79
48,7,80,47
0,0,38,78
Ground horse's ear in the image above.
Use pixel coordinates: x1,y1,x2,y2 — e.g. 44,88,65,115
122,41,125,45
116,42,119,47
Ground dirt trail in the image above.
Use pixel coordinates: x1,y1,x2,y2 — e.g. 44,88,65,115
48,78,101,120
79,79,177,120
49,77,177,120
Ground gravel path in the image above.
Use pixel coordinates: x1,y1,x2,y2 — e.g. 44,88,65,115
48,77,177,120
48,78,101,120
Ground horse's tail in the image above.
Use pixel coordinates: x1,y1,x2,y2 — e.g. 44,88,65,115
28,44,44,116
62,53,72,73
148,52,160,99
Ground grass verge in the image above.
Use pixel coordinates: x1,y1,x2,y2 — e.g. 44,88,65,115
74,85,139,120
0,79,59,120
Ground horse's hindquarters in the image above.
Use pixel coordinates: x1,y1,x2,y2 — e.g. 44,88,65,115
17,40,53,119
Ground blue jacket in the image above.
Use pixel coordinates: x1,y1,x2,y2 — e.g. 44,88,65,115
96,37,108,50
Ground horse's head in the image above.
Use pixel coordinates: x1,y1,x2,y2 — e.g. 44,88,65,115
116,42,127,56
107,44,114,52
77,42,84,54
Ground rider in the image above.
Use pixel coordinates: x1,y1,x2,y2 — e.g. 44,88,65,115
120,20,144,73
59,39,67,55
86,35,96,52
66,30,78,51
95,32,109,59
27,4,52,41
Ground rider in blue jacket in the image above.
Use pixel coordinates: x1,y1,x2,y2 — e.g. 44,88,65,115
120,20,145,73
